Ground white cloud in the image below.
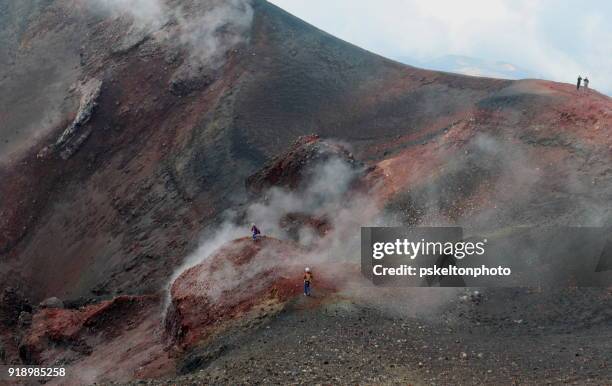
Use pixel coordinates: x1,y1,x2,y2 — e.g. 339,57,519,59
270,0,612,94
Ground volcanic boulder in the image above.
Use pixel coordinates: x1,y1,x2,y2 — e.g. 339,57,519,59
245,135,362,196
39,297,64,309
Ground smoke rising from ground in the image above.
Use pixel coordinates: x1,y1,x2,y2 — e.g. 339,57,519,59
173,0,254,68
165,127,610,319
384,131,611,287
89,0,167,30
165,150,463,318
84,0,253,68
163,154,377,311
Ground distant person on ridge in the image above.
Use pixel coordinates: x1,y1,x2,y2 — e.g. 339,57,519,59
576,75,582,90
584,77,589,91
304,267,313,296
251,223,261,241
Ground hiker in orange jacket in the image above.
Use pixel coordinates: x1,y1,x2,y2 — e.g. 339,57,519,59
304,267,313,296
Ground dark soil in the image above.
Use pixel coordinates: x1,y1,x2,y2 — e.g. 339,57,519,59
120,288,611,385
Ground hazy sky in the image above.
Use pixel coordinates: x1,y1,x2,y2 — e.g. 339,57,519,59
269,0,612,94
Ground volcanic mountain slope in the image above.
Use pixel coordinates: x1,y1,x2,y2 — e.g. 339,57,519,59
1,0,610,301
0,0,611,383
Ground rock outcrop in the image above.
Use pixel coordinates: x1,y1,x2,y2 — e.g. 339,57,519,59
51,78,102,160
165,236,335,349
19,295,157,365
245,135,362,196
39,297,64,309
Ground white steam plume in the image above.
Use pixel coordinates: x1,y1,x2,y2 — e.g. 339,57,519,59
86,0,167,30
83,0,254,69
173,0,254,68
163,152,461,319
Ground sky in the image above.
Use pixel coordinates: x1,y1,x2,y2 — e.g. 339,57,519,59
269,0,612,95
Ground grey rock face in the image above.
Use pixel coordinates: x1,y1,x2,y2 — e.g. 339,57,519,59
39,296,64,309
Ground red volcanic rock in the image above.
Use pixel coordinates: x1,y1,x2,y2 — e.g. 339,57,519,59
19,295,158,365
245,135,362,196
165,237,332,348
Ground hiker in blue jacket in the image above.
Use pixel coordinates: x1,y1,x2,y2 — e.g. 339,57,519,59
251,223,261,241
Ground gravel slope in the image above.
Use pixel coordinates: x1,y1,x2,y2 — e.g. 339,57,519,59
120,288,611,385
